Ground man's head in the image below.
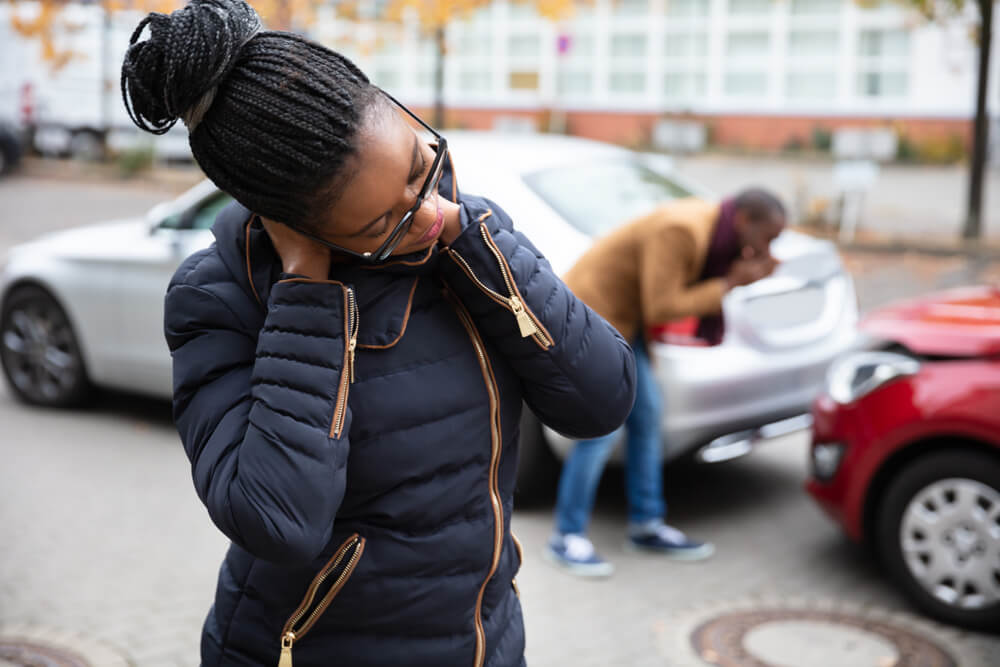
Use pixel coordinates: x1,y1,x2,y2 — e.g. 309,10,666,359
732,189,787,259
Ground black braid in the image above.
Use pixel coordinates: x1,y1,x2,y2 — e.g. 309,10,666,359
121,0,380,231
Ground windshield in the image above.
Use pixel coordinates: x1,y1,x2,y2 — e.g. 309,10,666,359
523,160,694,237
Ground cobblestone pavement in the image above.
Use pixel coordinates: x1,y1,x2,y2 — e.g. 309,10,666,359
1,174,999,666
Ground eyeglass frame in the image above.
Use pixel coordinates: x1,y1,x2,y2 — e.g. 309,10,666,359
272,88,449,264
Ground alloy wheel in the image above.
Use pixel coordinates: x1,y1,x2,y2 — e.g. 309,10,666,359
1,288,88,406
899,477,1000,611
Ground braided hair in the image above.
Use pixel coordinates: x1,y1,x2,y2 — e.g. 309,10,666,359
121,0,380,231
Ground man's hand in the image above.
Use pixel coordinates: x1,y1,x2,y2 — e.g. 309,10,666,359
726,254,778,289
260,217,331,280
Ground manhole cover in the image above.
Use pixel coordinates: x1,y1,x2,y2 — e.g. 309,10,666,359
652,598,985,667
691,609,956,667
0,640,89,667
0,627,128,667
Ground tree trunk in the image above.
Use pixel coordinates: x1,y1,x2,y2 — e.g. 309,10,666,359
964,0,993,239
434,26,445,129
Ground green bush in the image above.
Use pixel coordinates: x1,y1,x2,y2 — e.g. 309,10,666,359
811,126,832,152
117,145,155,178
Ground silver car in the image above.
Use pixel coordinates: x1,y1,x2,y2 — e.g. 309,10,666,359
0,132,858,495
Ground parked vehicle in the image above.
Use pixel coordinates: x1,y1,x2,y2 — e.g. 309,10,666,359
0,132,858,496
807,285,1000,632
0,121,23,176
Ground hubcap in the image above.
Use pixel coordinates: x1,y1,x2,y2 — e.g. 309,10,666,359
900,477,1000,610
1,301,80,402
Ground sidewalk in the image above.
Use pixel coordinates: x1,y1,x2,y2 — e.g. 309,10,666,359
676,152,1000,245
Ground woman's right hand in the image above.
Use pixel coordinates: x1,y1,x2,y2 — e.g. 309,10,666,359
260,217,331,280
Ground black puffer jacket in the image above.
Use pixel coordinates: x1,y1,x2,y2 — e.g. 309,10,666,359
164,167,636,667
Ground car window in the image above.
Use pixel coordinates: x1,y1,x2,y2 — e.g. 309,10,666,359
189,192,233,230
522,161,693,237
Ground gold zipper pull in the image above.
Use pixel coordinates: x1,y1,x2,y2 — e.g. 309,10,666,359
278,632,295,667
348,337,357,384
509,296,540,338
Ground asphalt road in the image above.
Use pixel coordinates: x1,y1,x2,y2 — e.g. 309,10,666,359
1,173,998,666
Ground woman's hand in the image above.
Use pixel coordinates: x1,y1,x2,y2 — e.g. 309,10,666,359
437,198,463,246
260,217,331,280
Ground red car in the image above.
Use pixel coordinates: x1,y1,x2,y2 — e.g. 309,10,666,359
807,285,1000,632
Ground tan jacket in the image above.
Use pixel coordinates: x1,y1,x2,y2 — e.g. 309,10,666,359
563,198,727,343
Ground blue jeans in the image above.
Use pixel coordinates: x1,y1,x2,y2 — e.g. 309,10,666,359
554,341,666,535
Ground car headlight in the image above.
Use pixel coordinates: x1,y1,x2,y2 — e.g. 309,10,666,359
827,351,920,405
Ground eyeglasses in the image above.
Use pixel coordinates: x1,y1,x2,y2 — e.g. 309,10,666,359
278,89,449,264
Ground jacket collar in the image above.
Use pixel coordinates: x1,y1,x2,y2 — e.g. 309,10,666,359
210,151,460,347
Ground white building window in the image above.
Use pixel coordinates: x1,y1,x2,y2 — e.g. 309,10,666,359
858,29,909,58
611,33,648,58
727,31,770,58
456,32,492,58
788,30,839,58
664,71,707,99
856,29,910,98
725,72,768,96
373,69,400,91
614,0,649,15
786,71,837,100
459,70,492,93
558,70,593,95
856,71,908,97
509,34,542,58
666,0,710,18
789,0,840,15
664,32,708,58
728,0,773,16
610,71,647,93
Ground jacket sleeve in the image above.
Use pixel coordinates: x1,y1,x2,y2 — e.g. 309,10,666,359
439,196,636,439
640,226,728,323
165,267,355,566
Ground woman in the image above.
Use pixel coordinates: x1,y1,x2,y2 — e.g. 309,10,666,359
121,1,635,665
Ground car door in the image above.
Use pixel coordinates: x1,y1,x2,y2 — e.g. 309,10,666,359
108,190,228,398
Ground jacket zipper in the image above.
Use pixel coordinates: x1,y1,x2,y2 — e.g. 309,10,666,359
278,534,366,667
444,287,504,667
448,226,553,350
331,287,358,439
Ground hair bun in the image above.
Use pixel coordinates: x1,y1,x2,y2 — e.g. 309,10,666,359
121,0,261,134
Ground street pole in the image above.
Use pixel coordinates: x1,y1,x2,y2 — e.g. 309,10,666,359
963,0,993,239
101,2,112,159
434,26,445,129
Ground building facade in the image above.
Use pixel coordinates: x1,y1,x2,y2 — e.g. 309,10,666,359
319,0,1000,152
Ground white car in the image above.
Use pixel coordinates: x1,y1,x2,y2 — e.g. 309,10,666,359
0,132,858,496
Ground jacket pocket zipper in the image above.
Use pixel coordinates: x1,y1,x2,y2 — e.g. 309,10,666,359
448,225,553,350
278,533,366,667
330,287,358,439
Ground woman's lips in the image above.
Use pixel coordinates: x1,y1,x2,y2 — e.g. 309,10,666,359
418,203,445,244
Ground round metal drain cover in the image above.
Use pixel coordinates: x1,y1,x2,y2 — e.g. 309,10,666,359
692,608,955,667
0,640,89,667
0,627,128,667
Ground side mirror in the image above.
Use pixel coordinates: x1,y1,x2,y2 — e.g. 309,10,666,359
145,202,172,233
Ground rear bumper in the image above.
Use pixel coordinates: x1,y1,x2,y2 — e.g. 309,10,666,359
694,413,813,463
546,324,860,463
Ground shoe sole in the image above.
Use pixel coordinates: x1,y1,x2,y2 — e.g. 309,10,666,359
542,547,615,578
623,540,716,561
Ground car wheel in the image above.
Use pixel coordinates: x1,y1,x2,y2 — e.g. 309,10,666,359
877,450,1000,632
515,407,561,506
0,285,91,407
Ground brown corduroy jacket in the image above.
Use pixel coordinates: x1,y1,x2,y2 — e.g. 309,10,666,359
563,198,727,343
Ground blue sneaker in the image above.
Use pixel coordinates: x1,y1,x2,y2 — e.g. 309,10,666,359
543,533,615,578
625,520,715,561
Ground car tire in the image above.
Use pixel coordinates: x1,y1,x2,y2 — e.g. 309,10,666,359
0,285,92,407
515,407,561,506
876,450,1000,633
